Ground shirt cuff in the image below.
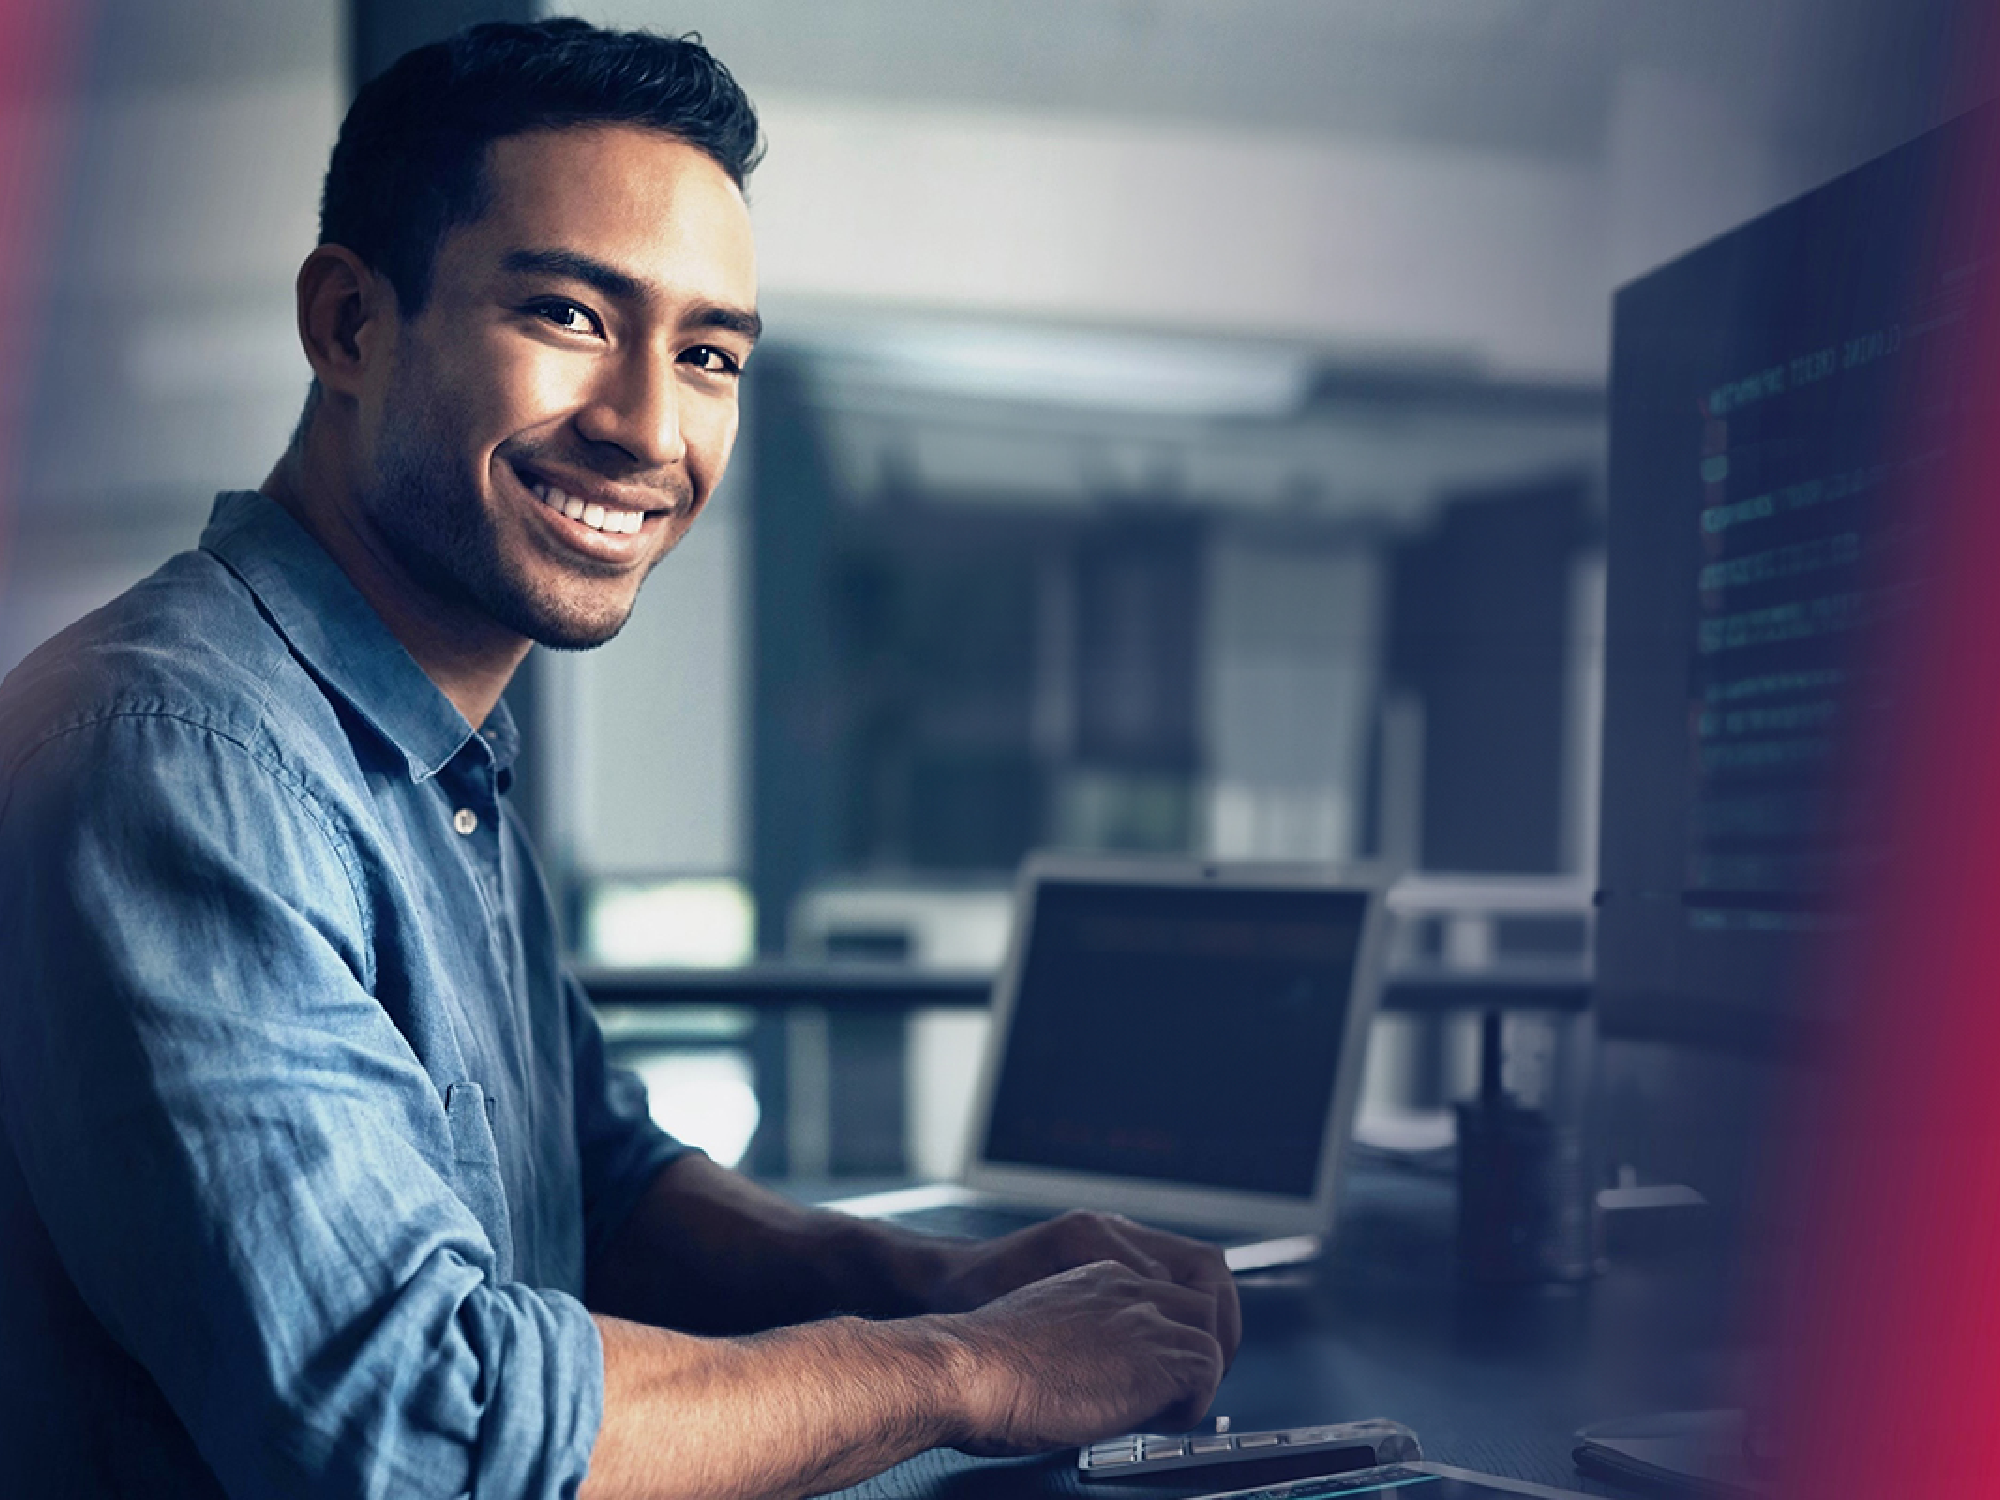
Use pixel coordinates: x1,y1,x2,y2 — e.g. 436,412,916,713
463,1283,606,1500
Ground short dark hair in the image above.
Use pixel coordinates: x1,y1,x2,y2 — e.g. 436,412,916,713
319,18,762,313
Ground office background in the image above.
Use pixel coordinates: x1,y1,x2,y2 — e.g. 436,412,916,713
0,0,1979,1184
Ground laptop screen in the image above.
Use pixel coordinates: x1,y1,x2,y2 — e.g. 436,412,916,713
981,877,1371,1198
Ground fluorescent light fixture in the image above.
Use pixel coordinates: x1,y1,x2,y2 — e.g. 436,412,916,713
805,323,1314,419
584,877,756,969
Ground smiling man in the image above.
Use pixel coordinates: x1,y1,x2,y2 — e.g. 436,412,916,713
277,114,759,721
0,20,1234,1500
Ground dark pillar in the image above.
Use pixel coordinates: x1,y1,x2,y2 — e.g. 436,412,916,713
1389,481,1593,874
749,353,841,959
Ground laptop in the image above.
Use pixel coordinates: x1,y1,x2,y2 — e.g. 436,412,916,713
829,854,1390,1272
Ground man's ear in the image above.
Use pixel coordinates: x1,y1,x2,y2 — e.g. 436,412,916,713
295,245,395,400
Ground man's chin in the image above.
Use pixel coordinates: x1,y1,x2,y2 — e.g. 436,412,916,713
530,618,629,652
521,600,634,652
484,586,635,653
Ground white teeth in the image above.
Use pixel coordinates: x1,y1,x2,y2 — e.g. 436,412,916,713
532,478,645,536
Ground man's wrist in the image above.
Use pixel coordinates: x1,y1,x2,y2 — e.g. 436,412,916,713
855,1311,985,1451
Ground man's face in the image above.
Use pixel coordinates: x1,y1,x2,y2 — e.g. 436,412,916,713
355,125,759,650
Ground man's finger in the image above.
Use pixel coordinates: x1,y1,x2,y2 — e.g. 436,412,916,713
1133,1275,1223,1343
1082,1216,1173,1283
1186,1259,1241,1365
1113,1223,1243,1364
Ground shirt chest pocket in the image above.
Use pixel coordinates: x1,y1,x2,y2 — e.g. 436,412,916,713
442,1081,516,1284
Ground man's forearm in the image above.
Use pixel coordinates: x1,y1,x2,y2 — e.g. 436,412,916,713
580,1151,1238,1497
590,1153,1245,1364
589,1153,953,1333
585,1257,1229,1500
583,1312,968,1500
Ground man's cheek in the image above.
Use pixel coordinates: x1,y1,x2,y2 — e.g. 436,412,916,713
478,342,573,425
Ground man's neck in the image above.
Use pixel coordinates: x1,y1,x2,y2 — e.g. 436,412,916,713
260,441,529,730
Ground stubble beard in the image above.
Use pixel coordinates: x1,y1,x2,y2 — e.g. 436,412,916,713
365,397,649,654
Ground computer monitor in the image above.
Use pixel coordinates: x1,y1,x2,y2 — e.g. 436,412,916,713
1596,103,1993,1056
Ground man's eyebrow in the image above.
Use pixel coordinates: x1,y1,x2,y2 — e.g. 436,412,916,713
502,247,644,303
501,248,761,342
689,303,763,343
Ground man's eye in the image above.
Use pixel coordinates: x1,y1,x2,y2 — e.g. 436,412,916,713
531,300,602,336
682,345,742,376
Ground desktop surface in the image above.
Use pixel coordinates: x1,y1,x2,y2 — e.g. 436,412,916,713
811,1160,1738,1500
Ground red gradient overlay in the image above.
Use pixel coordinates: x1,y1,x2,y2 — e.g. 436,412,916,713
0,0,90,584
1774,44,2000,1499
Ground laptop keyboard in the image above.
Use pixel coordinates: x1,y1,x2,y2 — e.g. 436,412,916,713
889,1202,1236,1247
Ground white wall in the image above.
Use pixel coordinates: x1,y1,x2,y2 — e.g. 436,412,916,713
572,0,1967,379
748,97,1607,380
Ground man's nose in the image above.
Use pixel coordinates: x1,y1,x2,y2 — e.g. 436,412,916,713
575,346,687,469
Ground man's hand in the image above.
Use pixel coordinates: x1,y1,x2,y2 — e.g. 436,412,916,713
586,1257,1227,1500
941,1259,1229,1456
586,1179,1243,1496
924,1209,1243,1367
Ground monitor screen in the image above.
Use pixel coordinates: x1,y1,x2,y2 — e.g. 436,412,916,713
1597,105,1992,1052
981,878,1370,1197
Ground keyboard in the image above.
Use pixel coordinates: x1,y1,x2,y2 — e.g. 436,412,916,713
888,1201,1234,1246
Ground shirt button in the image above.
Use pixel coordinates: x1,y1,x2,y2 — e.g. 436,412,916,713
452,808,479,836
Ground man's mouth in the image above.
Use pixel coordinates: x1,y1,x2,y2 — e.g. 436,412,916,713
527,478,647,536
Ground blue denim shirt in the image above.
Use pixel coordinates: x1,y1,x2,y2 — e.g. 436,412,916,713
0,491,687,1497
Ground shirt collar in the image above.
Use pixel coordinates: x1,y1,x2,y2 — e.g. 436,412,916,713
200,491,517,784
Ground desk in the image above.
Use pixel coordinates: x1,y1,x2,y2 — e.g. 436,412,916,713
824,1166,1739,1500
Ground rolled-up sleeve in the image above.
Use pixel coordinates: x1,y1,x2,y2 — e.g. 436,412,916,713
0,711,602,1499
564,972,695,1271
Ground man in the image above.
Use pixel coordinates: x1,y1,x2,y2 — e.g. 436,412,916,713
0,19,1236,1500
